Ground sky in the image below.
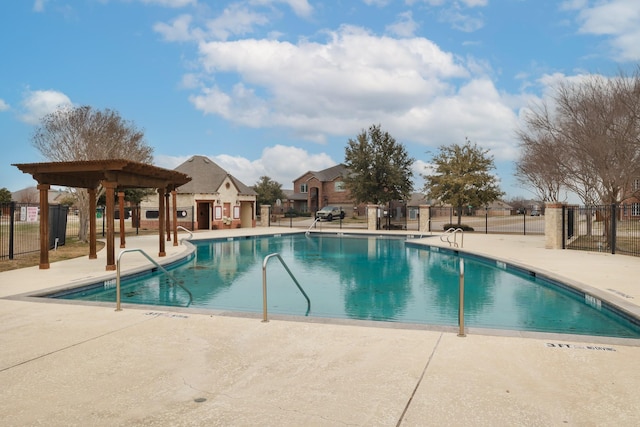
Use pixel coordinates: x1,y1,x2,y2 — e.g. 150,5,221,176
1,0,639,200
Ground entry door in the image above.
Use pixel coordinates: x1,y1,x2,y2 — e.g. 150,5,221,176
197,202,211,230
223,202,231,219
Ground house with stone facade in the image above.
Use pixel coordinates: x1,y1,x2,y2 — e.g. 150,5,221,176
140,155,257,230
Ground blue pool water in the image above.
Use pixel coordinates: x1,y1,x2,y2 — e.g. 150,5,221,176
51,233,640,338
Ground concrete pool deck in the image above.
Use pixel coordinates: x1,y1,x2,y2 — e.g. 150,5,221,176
1,228,639,426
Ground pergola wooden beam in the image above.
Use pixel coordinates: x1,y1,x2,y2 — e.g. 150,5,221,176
13,159,191,271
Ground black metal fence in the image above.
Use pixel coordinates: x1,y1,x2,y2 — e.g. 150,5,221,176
375,205,544,235
565,205,640,257
0,202,84,260
0,203,200,260
426,207,544,235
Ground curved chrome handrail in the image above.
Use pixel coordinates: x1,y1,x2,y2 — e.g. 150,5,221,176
262,253,311,322
115,248,193,311
305,217,321,236
440,227,464,248
177,225,193,241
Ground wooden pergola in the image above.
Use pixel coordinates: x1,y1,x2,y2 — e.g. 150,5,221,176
13,159,191,271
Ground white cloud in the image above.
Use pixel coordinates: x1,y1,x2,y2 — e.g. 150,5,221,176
139,0,196,7
19,89,72,125
250,0,313,18
0,99,9,111
155,145,335,187
439,7,484,32
192,26,468,137
573,0,640,61
205,4,269,41
154,14,197,42
33,0,48,12
386,11,419,38
186,25,523,160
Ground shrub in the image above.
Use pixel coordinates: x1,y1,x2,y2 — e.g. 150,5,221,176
443,223,474,232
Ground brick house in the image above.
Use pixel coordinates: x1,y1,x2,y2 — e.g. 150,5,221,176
290,164,356,215
621,177,640,219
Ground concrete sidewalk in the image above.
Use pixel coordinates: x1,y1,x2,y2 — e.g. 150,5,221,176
1,228,639,426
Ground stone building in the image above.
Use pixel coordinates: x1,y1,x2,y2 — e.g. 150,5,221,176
140,155,257,230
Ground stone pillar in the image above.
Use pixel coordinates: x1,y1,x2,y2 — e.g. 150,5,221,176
545,203,564,249
260,205,271,227
367,205,380,231
419,205,431,234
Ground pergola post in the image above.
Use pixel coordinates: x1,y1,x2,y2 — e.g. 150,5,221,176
172,190,178,246
104,181,117,271
118,191,126,248
165,191,171,242
37,183,50,269
158,188,166,257
88,187,97,259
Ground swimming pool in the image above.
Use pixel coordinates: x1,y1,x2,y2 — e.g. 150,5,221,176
50,233,640,338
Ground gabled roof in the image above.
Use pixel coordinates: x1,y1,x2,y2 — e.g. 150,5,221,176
294,164,348,183
174,155,256,196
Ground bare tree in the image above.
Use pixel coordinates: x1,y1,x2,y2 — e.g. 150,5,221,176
517,68,640,206
515,126,565,203
32,106,154,241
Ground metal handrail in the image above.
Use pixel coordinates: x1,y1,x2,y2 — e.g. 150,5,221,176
441,227,464,248
262,253,311,322
115,248,193,311
414,221,431,239
305,217,321,236
177,225,193,241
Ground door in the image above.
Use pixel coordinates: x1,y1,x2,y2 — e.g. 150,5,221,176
197,202,211,230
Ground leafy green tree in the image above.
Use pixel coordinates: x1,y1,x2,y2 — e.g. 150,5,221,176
343,124,414,205
0,187,12,203
252,176,285,208
423,139,503,226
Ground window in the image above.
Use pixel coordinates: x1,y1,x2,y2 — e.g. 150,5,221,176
334,181,345,192
145,210,159,219
633,203,640,217
634,179,640,191
300,183,308,193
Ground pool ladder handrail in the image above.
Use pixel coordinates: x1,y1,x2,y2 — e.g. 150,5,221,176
413,221,431,239
115,248,193,311
305,217,321,236
440,227,464,248
262,253,311,322
177,225,193,241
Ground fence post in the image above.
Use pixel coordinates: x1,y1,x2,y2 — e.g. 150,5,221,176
523,210,526,236
485,210,488,234
611,204,616,255
8,201,15,260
